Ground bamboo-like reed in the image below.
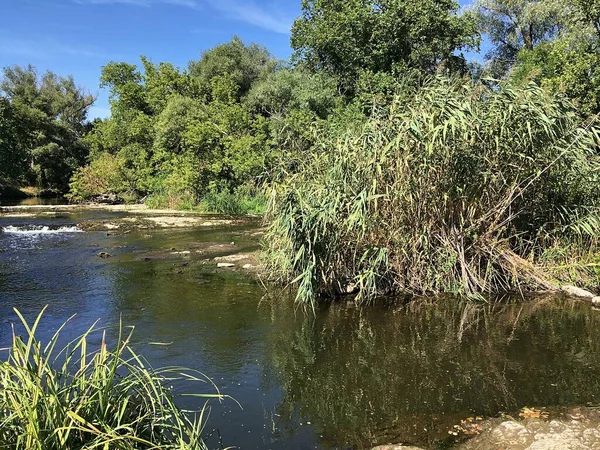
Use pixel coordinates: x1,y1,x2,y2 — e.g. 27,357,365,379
264,77,600,305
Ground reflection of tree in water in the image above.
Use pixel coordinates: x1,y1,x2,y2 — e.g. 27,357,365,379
265,297,600,449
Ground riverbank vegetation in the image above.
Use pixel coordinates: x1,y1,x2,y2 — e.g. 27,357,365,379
0,308,222,449
265,78,600,303
1,0,600,300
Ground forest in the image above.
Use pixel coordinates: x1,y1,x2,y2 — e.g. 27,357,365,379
2,0,600,303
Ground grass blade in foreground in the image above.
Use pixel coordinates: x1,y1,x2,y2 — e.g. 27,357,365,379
0,307,225,449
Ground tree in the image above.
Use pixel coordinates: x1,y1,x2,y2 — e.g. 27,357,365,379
0,97,28,180
506,0,600,115
291,0,479,92
475,0,566,76
189,36,277,100
0,65,94,189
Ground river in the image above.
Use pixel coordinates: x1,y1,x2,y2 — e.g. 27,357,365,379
1,205,600,449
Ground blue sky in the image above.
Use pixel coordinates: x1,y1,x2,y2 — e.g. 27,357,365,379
1,0,482,120
0,0,300,119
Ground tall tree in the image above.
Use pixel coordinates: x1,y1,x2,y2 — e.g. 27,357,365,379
506,0,600,115
291,0,479,92
189,36,277,100
0,65,94,189
475,0,566,76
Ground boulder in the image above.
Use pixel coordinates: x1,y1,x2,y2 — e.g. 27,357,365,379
92,193,122,205
561,285,596,299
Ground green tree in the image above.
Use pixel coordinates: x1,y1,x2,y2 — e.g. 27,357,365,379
0,65,94,189
475,0,566,76
73,48,274,205
247,68,342,157
0,97,28,180
189,36,277,100
291,0,479,92
507,0,600,115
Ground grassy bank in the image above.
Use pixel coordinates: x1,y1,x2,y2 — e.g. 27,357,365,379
0,308,223,449
144,188,266,215
264,77,600,306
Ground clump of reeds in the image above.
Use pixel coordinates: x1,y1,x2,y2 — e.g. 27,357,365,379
264,77,600,305
0,307,223,449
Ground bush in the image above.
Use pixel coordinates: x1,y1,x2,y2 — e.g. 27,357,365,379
0,308,223,449
68,152,130,202
197,187,266,215
145,189,197,210
264,77,600,306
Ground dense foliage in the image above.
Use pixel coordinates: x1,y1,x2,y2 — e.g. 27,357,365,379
475,0,600,115
68,38,341,211
291,0,479,93
264,78,600,304
0,66,94,191
2,0,600,299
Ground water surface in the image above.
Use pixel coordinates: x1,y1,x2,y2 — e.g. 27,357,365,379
1,210,600,449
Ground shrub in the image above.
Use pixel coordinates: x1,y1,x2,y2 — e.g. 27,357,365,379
0,307,223,449
68,152,130,202
264,77,600,306
198,186,266,215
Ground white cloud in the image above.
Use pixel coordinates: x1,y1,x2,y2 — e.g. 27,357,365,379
74,0,293,34
207,0,293,34
0,37,116,60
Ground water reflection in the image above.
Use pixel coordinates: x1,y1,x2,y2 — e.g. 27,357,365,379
265,297,600,448
1,212,600,449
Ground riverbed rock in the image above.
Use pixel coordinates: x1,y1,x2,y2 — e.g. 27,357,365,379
371,446,424,450
561,285,596,299
592,296,600,306
214,254,251,263
97,252,112,258
92,193,122,205
217,263,235,268
457,410,600,450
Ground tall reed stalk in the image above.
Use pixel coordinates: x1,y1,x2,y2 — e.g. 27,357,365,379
264,77,600,305
0,307,224,449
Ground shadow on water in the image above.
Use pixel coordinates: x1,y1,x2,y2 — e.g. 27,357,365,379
2,211,600,449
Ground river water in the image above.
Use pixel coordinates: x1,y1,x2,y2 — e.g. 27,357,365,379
2,207,600,449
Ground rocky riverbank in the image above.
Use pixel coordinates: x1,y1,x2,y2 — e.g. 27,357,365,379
373,407,600,450
0,203,259,230
0,203,264,274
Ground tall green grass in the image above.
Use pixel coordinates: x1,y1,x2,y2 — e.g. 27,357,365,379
0,308,224,449
197,190,266,216
264,77,600,306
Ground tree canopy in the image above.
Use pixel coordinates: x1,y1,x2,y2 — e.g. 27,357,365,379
291,0,479,92
0,65,94,189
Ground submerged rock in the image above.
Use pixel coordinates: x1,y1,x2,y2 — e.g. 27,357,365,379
372,446,425,450
97,252,112,259
561,285,596,299
214,254,251,263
